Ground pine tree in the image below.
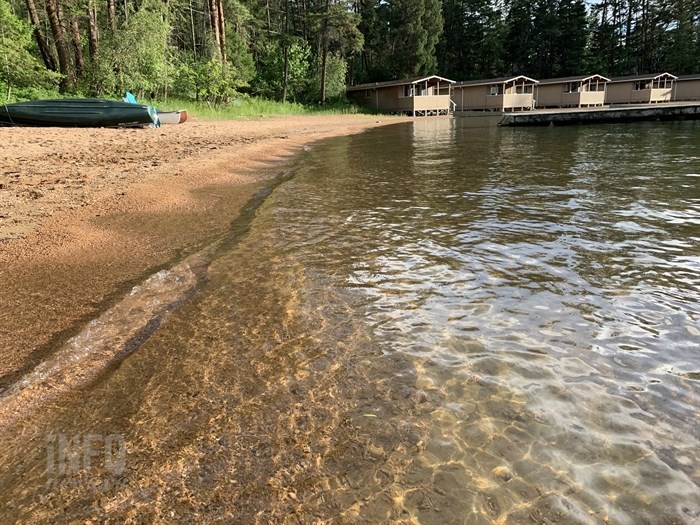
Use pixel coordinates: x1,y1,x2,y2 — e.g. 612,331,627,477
438,0,505,80
662,0,700,74
556,0,588,76
504,0,534,75
378,0,443,79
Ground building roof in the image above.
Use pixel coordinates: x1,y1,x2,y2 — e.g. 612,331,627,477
676,73,700,81
347,75,455,92
608,72,677,83
537,74,610,85
453,75,539,87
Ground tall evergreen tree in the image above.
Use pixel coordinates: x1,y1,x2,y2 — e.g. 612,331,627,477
438,0,504,80
662,0,700,74
531,0,560,77
556,0,588,76
353,0,383,82
504,0,534,75
588,0,621,75
313,0,363,102
379,0,443,79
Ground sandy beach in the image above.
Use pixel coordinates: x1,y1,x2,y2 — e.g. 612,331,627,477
0,114,407,388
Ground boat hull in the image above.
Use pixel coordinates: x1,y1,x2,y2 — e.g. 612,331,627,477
157,110,188,125
0,99,156,127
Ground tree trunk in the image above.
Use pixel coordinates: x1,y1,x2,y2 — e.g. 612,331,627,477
188,0,197,59
70,16,84,77
25,0,58,71
282,0,289,102
348,54,354,85
320,44,327,104
87,0,99,63
319,0,329,104
282,44,289,101
217,0,226,61
208,0,222,58
107,0,116,31
45,0,74,89
300,0,307,41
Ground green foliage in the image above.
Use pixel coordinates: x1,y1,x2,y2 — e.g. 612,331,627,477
86,0,173,96
504,0,533,75
3,0,699,109
438,0,504,80
0,0,61,101
586,0,699,76
169,54,199,100
501,0,590,78
251,39,311,101
315,1,364,57
531,0,561,77
194,57,246,103
150,94,364,120
556,0,588,76
662,0,700,74
169,41,254,103
307,52,349,103
379,0,444,78
225,30,256,86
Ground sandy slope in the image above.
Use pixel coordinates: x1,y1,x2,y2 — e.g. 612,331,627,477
0,114,408,384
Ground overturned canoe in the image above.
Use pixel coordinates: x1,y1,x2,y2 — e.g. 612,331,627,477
157,109,188,125
0,98,157,127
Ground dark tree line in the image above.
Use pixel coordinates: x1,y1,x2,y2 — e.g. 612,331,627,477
0,0,698,103
430,0,699,82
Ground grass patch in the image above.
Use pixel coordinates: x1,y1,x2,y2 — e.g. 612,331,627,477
150,95,370,120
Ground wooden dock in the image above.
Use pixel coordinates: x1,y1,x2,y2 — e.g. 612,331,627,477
498,102,700,126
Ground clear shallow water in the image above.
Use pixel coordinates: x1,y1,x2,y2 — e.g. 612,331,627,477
0,118,699,523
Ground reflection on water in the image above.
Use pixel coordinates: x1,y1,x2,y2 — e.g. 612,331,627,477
0,118,699,523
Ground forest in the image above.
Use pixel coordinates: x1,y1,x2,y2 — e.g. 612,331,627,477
1,0,699,105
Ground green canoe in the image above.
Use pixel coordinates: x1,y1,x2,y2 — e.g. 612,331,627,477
0,98,157,127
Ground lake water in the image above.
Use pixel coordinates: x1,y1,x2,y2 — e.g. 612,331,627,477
1,117,699,524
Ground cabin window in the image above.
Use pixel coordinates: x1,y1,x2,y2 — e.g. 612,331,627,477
402,85,415,97
489,85,503,96
365,89,372,98
515,84,533,94
634,80,649,90
563,83,580,93
652,78,671,89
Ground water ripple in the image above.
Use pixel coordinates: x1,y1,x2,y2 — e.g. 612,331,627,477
267,119,700,522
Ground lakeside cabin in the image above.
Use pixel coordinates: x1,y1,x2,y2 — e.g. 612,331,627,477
674,74,700,101
346,76,455,116
536,75,610,108
605,73,677,105
451,76,538,112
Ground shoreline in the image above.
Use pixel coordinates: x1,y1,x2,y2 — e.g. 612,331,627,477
0,114,410,388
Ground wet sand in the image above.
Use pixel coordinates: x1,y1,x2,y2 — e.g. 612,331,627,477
0,115,408,388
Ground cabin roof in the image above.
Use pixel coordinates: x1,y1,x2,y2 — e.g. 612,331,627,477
347,75,455,92
676,73,700,81
537,74,610,85
608,72,677,83
453,75,539,87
